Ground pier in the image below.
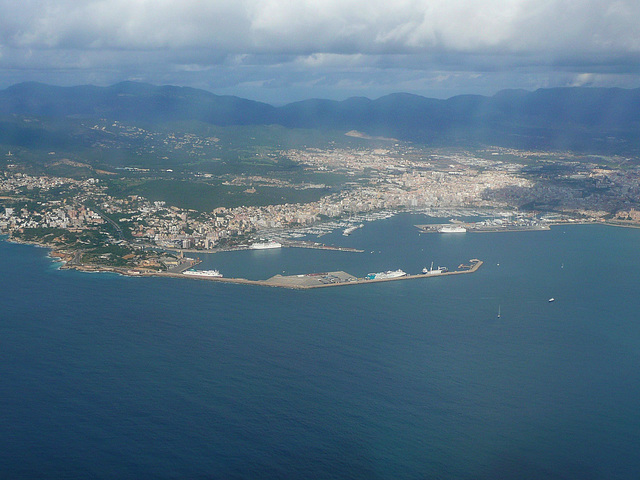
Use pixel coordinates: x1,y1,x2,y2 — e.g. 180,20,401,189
166,240,364,254
280,239,364,253
416,223,550,234
153,259,483,290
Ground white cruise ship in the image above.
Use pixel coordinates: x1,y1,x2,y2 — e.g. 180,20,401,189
438,226,467,233
250,241,282,250
183,269,223,277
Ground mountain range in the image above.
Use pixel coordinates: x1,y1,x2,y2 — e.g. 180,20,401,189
1,82,639,154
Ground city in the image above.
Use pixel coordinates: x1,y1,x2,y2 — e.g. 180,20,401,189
2,143,640,273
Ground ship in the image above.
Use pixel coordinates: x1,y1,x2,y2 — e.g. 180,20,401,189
365,269,407,280
250,241,282,250
183,269,223,277
343,224,364,236
438,225,467,233
422,261,448,275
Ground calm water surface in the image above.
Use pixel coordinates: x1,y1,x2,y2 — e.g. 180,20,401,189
1,215,639,479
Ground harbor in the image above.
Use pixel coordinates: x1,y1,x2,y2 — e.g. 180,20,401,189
158,259,483,290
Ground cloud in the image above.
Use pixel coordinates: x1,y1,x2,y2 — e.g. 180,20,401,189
2,0,638,55
0,0,639,102
570,73,595,87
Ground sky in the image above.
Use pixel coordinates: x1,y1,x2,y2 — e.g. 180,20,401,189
1,0,639,104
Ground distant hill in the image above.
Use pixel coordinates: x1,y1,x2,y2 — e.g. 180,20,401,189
0,81,276,125
1,82,639,154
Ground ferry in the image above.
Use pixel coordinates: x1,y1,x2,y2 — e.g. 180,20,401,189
365,269,407,280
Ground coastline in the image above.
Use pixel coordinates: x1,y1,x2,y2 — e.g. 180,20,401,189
1,231,483,289
4,215,639,288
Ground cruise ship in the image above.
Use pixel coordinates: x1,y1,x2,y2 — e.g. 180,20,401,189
365,269,407,280
183,269,223,277
250,241,282,250
438,225,467,233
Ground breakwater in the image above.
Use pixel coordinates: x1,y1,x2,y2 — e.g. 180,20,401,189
157,259,483,290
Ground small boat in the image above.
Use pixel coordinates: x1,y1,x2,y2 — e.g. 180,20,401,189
497,305,501,318
548,298,555,302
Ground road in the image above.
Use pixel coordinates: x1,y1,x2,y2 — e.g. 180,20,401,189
87,204,125,240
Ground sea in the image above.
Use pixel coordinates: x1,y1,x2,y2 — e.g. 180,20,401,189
1,213,639,479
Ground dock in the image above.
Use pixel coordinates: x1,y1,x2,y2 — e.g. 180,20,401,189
416,223,550,234
152,259,483,290
281,240,364,253
166,240,364,254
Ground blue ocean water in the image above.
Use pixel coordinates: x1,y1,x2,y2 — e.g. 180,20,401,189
1,215,640,479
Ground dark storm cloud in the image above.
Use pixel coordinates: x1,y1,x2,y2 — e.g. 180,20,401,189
1,0,639,101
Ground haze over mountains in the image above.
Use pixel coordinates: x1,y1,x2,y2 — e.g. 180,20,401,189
1,82,639,154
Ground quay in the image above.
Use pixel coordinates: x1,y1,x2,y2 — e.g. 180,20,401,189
280,240,364,253
166,240,364,254
167,258,201,274
416,223,550,234
154,259,483,290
